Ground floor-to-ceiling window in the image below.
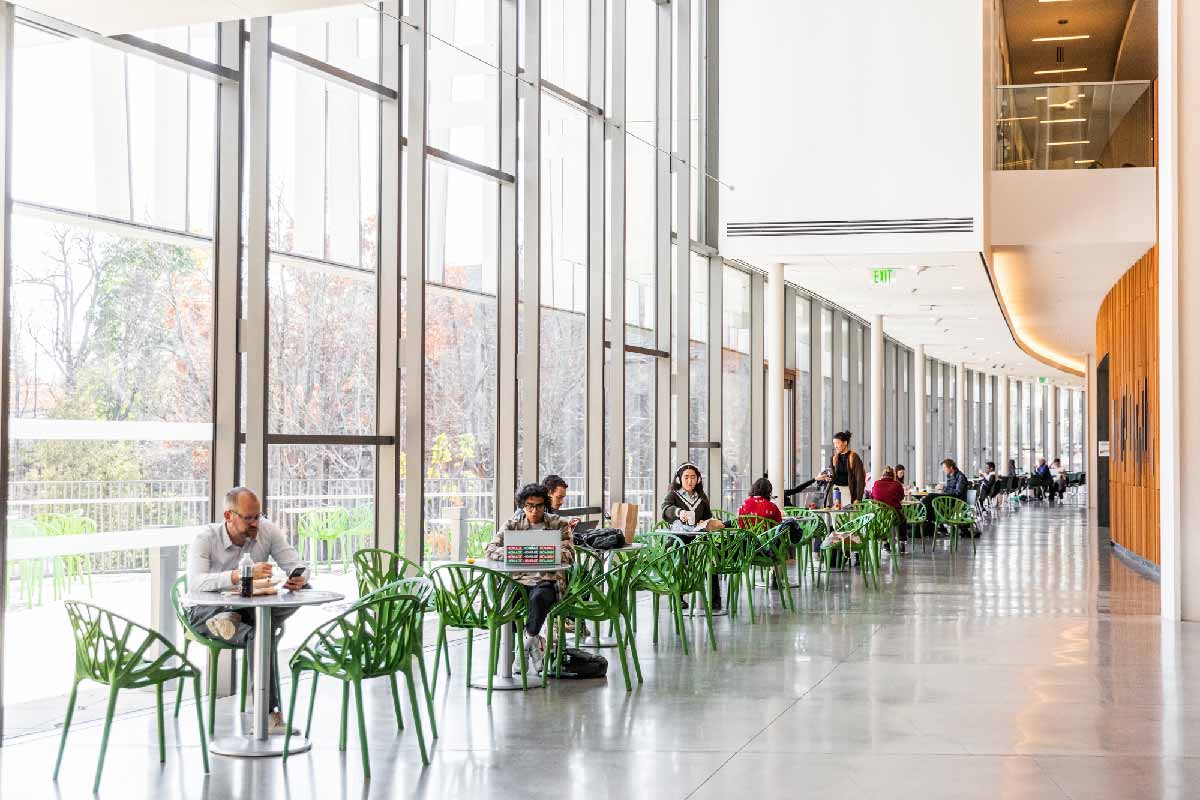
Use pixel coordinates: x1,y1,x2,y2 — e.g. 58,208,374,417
4,21,219,736
720,267,751,507
795,295,811,481
820,307,833,465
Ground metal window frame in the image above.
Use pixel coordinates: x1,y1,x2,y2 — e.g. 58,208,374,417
747,268,764,487
0,1,13,740
244,19,271,499
519,0,541,485
403,2,429,566
672,0,692,471
495,0,519,522
585,0,605,512
654,0,672,508
809,302,822,475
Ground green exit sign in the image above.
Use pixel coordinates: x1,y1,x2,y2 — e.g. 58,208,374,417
1039,377,1048,384
871,268,895,286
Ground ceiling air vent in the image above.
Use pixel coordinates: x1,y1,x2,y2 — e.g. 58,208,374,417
725,217,974,237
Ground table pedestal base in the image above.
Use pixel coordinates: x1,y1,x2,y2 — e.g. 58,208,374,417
210,735,311,758
469,674,542,690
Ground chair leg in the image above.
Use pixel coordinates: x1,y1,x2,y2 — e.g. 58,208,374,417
388,673,405,730
611,615,633,691
53,680,80,780
672,593,689,655
207,648,218,737
486,624,498,706
283,668,301,764
432,622,447,691
239,651,249,713
155,683,166,763
93,683,121,793
404,670,430,767
352,678,371,778
193,675,210,774
651,594,660,645
623,611,644,683
174,641,189,718
745,572,756,622
415,652,439,738
465,629,474,690
699,588,717,651
338,681,350,751
305,673,319,738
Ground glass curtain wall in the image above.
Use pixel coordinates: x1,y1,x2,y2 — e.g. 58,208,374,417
720,267,751,508
795,295,811,482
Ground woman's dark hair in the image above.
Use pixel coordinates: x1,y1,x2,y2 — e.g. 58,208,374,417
515,483,550,508
895,464,906,472
942,458,958,471
986,461,996,471
833,431,852,444
749,477,772,499
541,474,568,493
668,462,710,504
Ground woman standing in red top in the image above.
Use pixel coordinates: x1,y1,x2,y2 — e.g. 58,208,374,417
738,477,783,524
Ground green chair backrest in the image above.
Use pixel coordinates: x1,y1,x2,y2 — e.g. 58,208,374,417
37,512,97,537
297,507,350,540
835,513,873,537
782,506,810,519
427,564,529,630
932,496,972,522
736,514,773,533
902,502,927,523
707,528,755,574
291,592,425,680
792,515,826,543
561,553,646,609
346,505,374,537
353,548,424,597
466,520,495,558
64,601,187,687
710,508,737,525
854,500,897,539
751,524,791,565
355,576,433,609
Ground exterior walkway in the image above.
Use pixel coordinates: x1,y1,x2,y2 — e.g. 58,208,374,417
3,501,1188,800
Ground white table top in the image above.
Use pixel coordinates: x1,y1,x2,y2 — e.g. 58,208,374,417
428,559,570,574
185,588,345,608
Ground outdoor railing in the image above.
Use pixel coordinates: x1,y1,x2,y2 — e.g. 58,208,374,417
995,81,1153,170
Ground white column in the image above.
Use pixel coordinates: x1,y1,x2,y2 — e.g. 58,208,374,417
1048,385,1059,461
869,315,885,478
913,345,926,486
1160,0,1183,621
955,363,967,466
767,265,787,492
997,374,1010,472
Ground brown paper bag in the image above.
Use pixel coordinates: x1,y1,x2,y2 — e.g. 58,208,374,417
610,502,640,544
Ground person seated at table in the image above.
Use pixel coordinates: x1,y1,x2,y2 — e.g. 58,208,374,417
978,461,999,509
185,487,308,734
894,464,907,488
509,474,580,530
942,458,969,501
661,461,725,609
869,466,907,552
485,483,575,675
1031,457,1052,499
737,477,783,524
1049,458,1067,500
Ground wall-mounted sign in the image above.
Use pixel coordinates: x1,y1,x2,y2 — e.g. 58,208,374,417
1098,440,1110,457
871,268,895,286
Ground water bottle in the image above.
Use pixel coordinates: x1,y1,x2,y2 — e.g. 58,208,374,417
833,487,842,510
239,553,254,597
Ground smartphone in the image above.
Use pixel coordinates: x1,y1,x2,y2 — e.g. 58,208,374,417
288,566,306,580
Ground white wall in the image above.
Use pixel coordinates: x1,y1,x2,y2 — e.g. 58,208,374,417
991,169,1157,245
719,0,985,260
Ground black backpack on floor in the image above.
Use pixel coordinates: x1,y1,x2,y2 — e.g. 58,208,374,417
547,648,608,679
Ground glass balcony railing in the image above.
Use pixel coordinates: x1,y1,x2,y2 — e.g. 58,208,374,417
994,81,1153,170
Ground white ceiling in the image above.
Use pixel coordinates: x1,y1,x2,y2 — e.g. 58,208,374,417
15,0,363,35
784,251,1083,387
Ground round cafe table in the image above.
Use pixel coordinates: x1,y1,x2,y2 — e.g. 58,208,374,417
186,587,345,757
434,559,569,691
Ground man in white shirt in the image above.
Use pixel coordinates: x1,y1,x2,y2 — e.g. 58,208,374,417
186,487,307,733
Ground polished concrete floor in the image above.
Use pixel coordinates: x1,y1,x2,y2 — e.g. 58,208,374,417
4,500,1191,800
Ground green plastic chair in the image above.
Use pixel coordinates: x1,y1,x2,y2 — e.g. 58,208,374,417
169,575,282,732
427,563,531,704
466,520,495,558
55,601,209,793
710,508,737,526
781,506,808,518
297,507,352,574
791,515,827,583
37,511,96,599
932,496,976,553
7,518,46,607
352,547,451,682
855,500,901,566
345,505,374,554
747,523,795,611
706,527,757,619
632,534,716,654
902,502,929,552
283,584,433,775
818,513,875,589
548,550,654,690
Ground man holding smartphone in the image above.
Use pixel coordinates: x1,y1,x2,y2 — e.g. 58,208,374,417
185,486,308,733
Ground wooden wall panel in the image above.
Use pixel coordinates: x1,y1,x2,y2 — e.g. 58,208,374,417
1096,247,1159,564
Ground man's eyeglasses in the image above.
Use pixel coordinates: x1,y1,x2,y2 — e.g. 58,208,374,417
523,502,546,511
232,511,262,522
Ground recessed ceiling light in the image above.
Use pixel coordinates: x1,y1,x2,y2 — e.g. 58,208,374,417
1074,159,1095,165
1040,118,1086,124
976,337,985,341
1048,140,1090,146
1036,95,1048,101
1032,34,1090,42
997,116,1037,122
1078,93,1086,98
951,286,965,291
1034,67,1088,75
